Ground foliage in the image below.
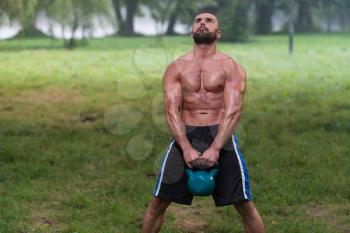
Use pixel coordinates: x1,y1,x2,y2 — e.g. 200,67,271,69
44,0,112,47
217,0,249,42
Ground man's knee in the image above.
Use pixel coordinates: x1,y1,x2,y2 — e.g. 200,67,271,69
147,197,171,217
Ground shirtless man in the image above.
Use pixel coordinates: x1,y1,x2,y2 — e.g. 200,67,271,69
141,13,265,233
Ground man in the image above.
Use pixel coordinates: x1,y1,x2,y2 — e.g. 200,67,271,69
142,13,265,233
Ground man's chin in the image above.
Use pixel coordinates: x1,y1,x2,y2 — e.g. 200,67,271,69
193,38,217,45
193,32,217,45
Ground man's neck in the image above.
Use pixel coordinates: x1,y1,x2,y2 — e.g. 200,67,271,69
193,42,217,61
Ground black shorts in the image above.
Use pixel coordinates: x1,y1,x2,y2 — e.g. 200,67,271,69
153,124,253,207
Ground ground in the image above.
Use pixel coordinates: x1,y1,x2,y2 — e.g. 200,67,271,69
0,34,349,232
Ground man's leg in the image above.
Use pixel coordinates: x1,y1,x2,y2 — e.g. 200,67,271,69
141,196,172,233
233,200,265,233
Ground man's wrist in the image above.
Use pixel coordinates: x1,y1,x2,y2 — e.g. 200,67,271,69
210,141,222,151
178,140,192,151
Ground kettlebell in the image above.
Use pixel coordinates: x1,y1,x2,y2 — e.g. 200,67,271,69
185,166,219,196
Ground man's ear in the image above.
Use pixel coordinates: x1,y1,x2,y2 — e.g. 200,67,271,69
216,30,222,39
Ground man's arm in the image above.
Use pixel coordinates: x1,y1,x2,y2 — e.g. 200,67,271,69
163,62,201,168
163,62,191,150
211,59,247,151
199,59,246,167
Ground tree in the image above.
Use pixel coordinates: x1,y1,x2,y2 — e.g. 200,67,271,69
0,0,18,25
255,0,276,34
0,0,16,36
0,0,47,37
111,0,138,35
318,0,349,33
45,0,111,48
217,0,250,42
295,0,318,32
146,0,177,35
339,0,350,31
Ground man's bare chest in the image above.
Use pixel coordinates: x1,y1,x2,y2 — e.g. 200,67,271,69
178,61,227,93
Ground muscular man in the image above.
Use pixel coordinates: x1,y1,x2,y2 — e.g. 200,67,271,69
142,13,265,233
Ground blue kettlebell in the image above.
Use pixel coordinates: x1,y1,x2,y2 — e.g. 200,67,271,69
185,166,219,196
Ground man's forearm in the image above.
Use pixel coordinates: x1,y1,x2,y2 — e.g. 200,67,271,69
211,111,241,150
165,110,191,150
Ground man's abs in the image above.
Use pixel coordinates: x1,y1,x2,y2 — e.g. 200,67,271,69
182,108,224,126
181,89,225,126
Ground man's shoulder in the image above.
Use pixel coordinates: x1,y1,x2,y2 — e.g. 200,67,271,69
215,51,232,60
176,51,193,62
215,51,246,78
166,51,192,71
215,51,239,64
216,51,244,69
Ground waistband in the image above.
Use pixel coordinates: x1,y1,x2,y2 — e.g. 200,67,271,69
185,124,219,129
185,124,219,134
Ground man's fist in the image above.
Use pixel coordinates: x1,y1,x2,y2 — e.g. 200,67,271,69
182,147,201,169
197,147,220,168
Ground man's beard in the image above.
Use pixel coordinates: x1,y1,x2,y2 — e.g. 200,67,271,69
193,30,217,45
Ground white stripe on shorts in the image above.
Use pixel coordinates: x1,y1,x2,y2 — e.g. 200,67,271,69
232,135,248,199
154,139,175,196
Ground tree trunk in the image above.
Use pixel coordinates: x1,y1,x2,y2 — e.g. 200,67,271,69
124,0,136,35
111,0,125,34
346,1,350,30
288,0,294,54
17,16,46,38
326,0,332,33
165,13,177,35
66,8,79,49
255,0,275,34
18,25,46,37
339,1,347,31
296,0,313,32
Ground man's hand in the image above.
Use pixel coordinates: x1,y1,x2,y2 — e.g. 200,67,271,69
182,147,202,169
196,146,220,168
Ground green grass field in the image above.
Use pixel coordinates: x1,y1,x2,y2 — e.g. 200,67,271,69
0,34,349,233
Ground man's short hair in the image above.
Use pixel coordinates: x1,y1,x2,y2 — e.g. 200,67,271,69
195,5,218,16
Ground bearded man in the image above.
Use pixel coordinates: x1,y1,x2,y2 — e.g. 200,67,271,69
141,13,265,233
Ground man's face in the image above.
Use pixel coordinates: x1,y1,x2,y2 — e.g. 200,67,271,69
192,13,221,45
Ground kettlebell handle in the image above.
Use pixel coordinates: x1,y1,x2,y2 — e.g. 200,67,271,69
210,168,219,177
185,169,193,176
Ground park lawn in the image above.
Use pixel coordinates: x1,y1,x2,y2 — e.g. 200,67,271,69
0,34,349,233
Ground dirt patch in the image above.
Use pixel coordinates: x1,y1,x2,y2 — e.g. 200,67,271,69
306,202,350,233
30,206,63,232
27,194,70,232
168,203,209,233
0,87,85,121
7,87,83,106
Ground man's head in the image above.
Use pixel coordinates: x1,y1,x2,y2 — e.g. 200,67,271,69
191,13,221,45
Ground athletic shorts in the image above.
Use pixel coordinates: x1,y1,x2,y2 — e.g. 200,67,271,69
153,124,253,207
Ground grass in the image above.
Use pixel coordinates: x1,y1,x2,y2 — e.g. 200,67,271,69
0,34,349,233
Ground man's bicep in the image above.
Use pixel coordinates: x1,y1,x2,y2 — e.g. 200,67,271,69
224,61,246,113
163,63,182,112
